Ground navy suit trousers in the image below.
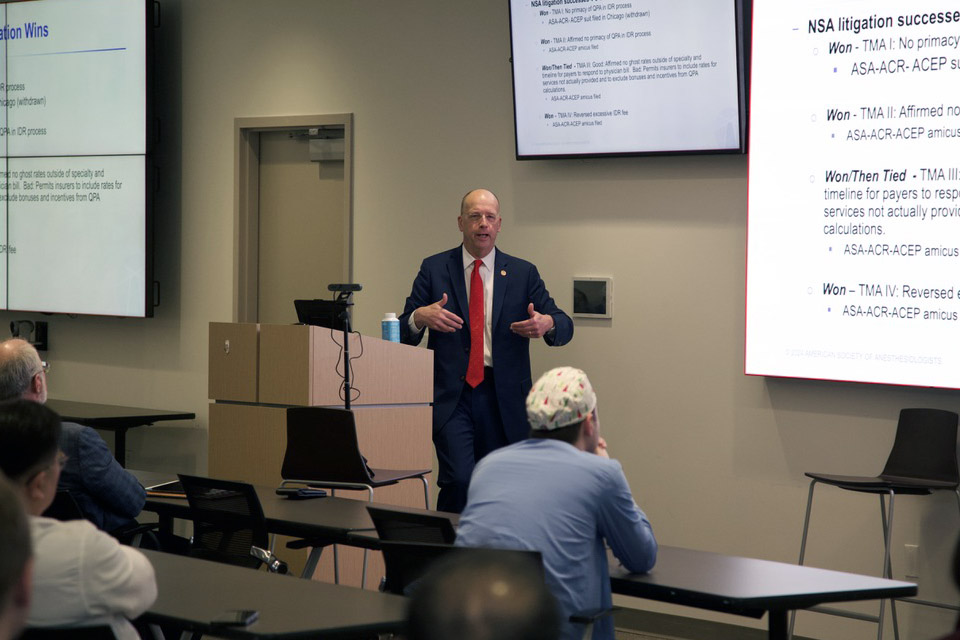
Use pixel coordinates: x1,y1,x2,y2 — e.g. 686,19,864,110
433,368,508,513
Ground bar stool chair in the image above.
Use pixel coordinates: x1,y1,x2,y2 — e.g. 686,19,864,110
279,406,431,587
789,408,960,640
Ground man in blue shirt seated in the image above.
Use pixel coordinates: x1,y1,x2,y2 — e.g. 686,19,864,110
456,366,658,640
0,339,145,532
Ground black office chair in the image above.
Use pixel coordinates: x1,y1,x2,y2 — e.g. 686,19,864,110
378,541,540,595
378,540,457,595
789,408,960,640
178,474,286,573
280,406,431,586
20,626,116,639
367,506,457,594
43,490,158,548
367,505,457,544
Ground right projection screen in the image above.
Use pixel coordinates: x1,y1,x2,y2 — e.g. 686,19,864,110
746,1,960,388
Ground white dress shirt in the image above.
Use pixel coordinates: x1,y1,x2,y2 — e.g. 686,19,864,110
408,246,497,367
28,516,157,640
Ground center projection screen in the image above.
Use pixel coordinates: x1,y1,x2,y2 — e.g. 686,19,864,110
509,0,747,158
0,0,150,317
746,0,960,388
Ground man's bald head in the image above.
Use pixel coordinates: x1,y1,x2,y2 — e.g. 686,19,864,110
458,189,502,259
460,189,501,217
0,339,45,403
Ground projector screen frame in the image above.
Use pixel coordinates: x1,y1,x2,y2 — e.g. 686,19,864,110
507,0,752,161
744,0,960,391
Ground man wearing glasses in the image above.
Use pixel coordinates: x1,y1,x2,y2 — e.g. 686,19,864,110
400,188,573,513
0,339,145,532
0,400,155,638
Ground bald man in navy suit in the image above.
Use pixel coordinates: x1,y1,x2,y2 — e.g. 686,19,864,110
400,189,573,512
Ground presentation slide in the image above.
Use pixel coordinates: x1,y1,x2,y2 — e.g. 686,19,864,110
2,0,145,157
510,0,742,157
746,1,960,388
0,0,148,316
1,156,145,316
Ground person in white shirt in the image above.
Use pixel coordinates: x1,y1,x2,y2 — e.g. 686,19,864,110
0,474,32,640
0,400,156,640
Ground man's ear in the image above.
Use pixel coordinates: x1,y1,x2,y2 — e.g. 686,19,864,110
583,411,597,436
30,372,43,396
22,469,48,505
578,413,597,449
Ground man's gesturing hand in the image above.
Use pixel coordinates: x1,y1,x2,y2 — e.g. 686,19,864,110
509,303,554,339
413,293,464,333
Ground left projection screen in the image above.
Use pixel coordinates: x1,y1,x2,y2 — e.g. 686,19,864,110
0,0,148,317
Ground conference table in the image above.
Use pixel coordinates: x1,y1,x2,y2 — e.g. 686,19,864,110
49,399,196,467
139,470,382,540
136,470,450,577
609,546,917,640
137,471,916,639
141,549,407,638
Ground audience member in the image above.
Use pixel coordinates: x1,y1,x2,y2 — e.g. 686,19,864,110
0,400,156,639
456,366,657,640
0,474,32,640
0,338,146,532
406,548,560,640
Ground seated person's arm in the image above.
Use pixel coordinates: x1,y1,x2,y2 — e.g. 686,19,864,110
598,461,657,574
77,427,146,519
82,530,157,619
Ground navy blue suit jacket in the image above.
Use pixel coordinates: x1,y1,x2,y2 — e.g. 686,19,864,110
400,247,573,443
58,421,146,532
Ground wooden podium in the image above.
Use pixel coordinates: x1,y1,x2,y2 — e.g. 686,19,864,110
207,322,433,587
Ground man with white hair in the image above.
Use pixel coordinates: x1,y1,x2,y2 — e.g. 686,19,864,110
456,366,657,640
0,338,145,532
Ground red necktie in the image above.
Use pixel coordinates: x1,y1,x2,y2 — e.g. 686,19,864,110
466,259,484,387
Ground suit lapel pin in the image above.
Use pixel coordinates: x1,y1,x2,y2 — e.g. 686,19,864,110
500,270,507,276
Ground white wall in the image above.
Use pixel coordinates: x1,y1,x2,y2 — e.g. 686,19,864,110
8,2,959,637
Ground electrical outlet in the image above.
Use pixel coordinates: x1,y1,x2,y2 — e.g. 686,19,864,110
904,543,919,579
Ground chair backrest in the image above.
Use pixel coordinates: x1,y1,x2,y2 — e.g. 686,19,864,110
379,540,457,595
378,541,542,596
281,406,372,484
42,490,86,522
367,505,457,544
178,474,268,569
20,626,116,639
882,408,960,483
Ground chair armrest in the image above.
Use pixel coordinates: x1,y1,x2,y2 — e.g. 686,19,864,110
110,521,160,547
